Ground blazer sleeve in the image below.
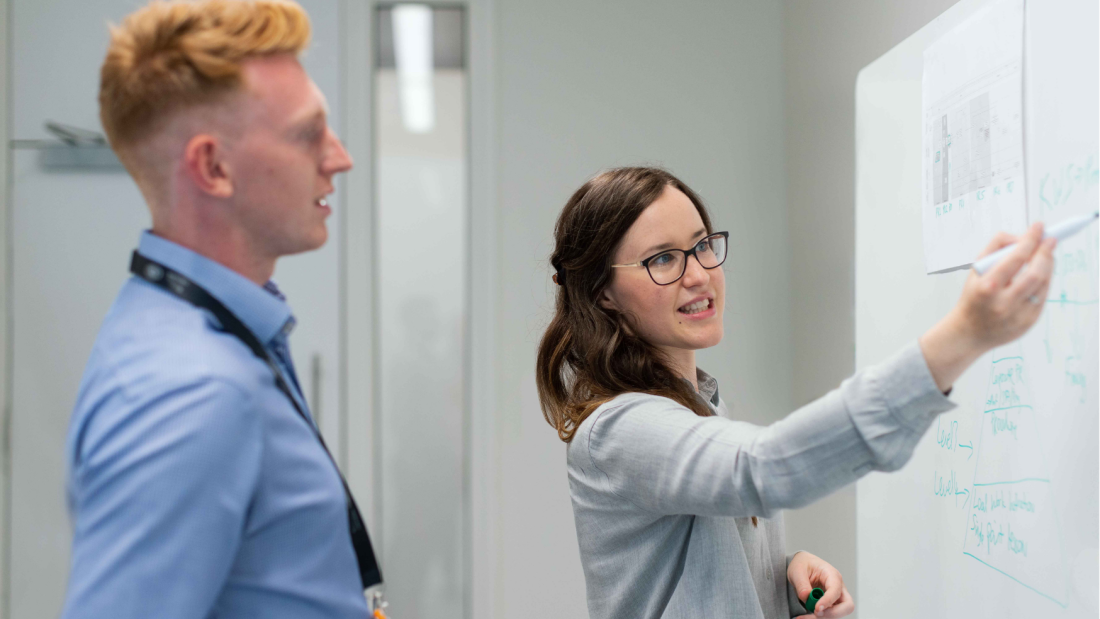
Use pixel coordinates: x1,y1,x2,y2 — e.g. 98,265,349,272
63,377,264,619
583,341,956,518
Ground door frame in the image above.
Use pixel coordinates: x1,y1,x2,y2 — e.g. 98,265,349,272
340,1,498,617
1,0,13,613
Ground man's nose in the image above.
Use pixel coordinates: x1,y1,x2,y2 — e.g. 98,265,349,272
323,128,354,174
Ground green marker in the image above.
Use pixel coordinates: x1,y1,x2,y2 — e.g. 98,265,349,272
804,588,825,613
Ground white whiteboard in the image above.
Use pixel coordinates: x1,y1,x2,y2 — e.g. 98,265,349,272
855,0,1098,617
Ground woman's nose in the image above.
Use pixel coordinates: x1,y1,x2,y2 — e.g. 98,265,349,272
680,255,710,287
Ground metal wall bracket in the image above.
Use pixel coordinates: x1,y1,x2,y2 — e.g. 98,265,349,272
9,121,123,171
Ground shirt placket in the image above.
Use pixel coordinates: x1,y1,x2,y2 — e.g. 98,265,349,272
267,319,315,428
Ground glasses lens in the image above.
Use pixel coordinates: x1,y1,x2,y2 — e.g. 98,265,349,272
697,234,727,268
647,251,686,285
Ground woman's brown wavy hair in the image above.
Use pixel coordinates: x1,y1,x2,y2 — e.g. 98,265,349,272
537,167,716,443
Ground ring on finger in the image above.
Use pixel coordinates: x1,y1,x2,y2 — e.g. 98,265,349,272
1028,294,1042,305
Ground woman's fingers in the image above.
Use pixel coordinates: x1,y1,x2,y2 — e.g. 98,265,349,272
786,552,850,617
786,550,816,604
814,568,845,613
987,223,1043,288
1033,272,1053,306
1008,237,1056,302
976,230,1019,259
820,585,855,618
1020,273,1054,324
788,568,813,604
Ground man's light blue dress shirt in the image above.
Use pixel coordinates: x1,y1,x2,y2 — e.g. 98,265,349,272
62,232,369,618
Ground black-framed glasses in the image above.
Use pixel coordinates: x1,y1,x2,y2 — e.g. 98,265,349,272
611,231,729,285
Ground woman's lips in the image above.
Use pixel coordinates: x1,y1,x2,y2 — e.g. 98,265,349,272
678,298,715,318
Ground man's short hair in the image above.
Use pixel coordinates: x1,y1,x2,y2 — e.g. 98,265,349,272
99,0,311,153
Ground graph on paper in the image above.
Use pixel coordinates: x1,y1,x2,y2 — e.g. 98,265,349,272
921,0,1027,273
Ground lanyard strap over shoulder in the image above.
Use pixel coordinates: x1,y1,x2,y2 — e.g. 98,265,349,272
130,251,382,590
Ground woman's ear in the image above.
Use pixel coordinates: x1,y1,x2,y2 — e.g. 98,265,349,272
598,288,619,312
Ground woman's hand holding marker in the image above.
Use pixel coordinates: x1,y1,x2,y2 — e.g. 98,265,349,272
920,222,1056,393
787,551,855,618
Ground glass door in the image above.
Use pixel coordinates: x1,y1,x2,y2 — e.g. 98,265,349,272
374,5,468,617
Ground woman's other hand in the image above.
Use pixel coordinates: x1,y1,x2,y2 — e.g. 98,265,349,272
787,551,855,618
920,222,1057,392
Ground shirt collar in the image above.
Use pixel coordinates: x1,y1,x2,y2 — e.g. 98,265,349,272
137,231,295,345
695,368,721,408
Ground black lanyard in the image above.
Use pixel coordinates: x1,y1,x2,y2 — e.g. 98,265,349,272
130,251,382,590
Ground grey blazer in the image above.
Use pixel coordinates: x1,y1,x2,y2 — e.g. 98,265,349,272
566,342,955,619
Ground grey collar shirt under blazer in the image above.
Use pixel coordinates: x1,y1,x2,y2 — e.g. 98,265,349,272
566,341,955,619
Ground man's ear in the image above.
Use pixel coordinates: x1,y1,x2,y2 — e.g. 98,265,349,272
183,134,233,199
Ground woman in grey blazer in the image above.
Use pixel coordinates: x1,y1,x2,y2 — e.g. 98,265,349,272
535,167,1055,619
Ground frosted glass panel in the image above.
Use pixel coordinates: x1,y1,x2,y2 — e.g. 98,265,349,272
375,6,467,617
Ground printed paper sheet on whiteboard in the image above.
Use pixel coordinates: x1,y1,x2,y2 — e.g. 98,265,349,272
922,0,1027,274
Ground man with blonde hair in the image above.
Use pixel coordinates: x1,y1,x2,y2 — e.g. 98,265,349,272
63,2,382,617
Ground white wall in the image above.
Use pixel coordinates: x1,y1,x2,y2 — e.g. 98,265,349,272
781,1,961,615
486,0,791,615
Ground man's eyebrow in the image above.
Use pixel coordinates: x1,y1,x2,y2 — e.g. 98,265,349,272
640,227,708,255
288,106,327,132
285,87,332,132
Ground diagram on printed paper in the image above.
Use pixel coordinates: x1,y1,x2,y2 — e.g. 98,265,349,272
962,346,1070,607
922,0,1027,274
